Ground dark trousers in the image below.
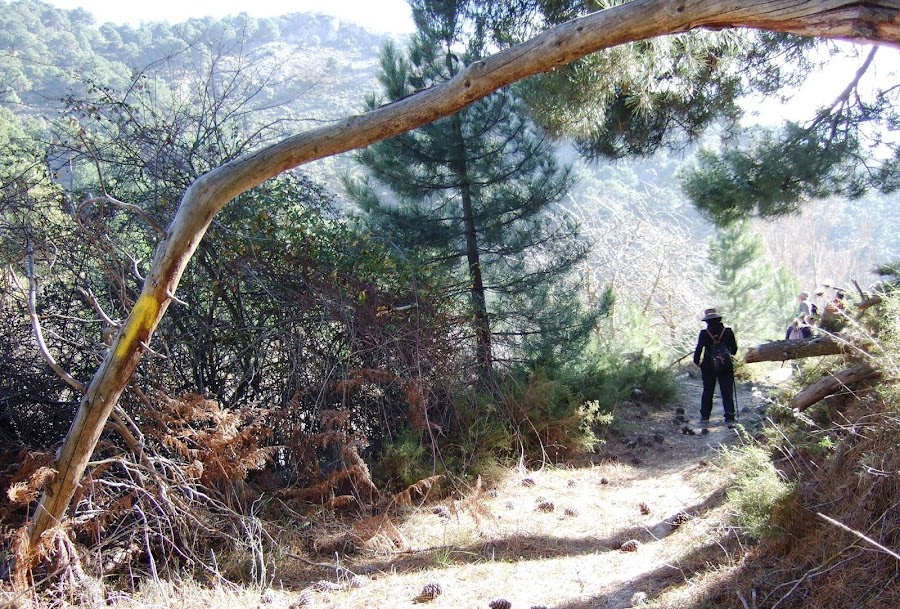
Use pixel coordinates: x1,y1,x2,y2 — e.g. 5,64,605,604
700,366,735,422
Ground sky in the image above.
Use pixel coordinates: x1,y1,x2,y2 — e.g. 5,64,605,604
44,0,416,33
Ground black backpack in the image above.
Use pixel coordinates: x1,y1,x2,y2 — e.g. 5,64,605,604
707,328,733,374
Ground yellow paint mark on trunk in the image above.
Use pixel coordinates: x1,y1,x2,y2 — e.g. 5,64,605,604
115,294,159,359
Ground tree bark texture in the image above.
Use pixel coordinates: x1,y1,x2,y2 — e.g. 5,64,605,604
743,335,858,363
789,363,881,411
27,0,900,554
451,113,494,375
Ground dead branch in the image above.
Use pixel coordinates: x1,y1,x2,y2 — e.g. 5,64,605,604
816,512,900,562
789,363,881,412
77,285,119,329
24,239,85,393
78,195,165,236
855,294,883,316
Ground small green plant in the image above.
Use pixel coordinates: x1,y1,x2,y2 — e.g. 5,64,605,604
375,427,432,490
721,441,795,539
813,434,836,454
578,399,614,449
430,546,454,568
767,402,795,425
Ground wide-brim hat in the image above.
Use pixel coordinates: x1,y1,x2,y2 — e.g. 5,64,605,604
701,308,722,321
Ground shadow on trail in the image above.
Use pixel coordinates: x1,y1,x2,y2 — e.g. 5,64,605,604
280,479,730,589
549,534,745,609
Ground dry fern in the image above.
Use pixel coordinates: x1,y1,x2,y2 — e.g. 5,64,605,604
392,474,443,507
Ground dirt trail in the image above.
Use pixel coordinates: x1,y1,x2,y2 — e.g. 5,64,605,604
273,374,772,609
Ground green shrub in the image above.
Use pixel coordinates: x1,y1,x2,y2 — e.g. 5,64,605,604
375,426,433,490
721,441,794,539
562,350,677,409
495,371,586,461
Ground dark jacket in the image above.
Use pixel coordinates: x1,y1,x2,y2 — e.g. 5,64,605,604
693,320,738,369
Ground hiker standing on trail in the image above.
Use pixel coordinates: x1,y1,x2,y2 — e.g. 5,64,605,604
693,308,738,428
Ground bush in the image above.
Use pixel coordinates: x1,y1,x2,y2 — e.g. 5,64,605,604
374,427,433,490
561,351,678,409
721,441,794,539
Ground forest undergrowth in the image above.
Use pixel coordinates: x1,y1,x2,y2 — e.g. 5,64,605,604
2,302,899,609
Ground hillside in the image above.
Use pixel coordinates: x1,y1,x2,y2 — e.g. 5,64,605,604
2,0,897,343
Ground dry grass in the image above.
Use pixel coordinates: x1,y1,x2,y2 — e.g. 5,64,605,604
3,379,769,609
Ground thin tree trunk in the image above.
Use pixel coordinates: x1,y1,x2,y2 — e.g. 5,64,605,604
26,0,900,559
451,113,493,376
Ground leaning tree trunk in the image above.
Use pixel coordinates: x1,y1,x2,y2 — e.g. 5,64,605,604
790,362,881,411
26,0,900,560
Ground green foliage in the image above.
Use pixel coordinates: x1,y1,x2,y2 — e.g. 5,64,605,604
448,390,515,477
521,31,746,160
348,1,594,369
562,350,678,410
721,442,795,539
682,122,869,226
375,427,432,490
874,291,900,397
443,368,622,471
592,302,666,359
707,220,797,344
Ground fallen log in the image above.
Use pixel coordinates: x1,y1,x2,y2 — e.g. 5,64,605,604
789,363,880,412
744,335,855,363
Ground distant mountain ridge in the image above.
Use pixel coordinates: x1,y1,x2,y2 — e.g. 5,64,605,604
0,0,395,120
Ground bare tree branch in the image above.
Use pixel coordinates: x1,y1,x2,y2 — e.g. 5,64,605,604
744,335,856,362
790,362,880,411
25,238,86,393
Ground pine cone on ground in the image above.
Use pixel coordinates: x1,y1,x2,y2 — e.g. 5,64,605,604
312,580,342,592
670,511,692,529
260,589,278,604
489,599,512,609
639,502,651,515
563,507,578,517
599,477,609,485
414,582,443,603
536,500,555,513
431,504,451,519
620,539,641,552
521,477,535,487
291,589,313,607
567,479,577,487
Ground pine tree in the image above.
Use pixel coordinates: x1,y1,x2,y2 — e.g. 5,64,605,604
347,0,592,375
707,220,796,343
